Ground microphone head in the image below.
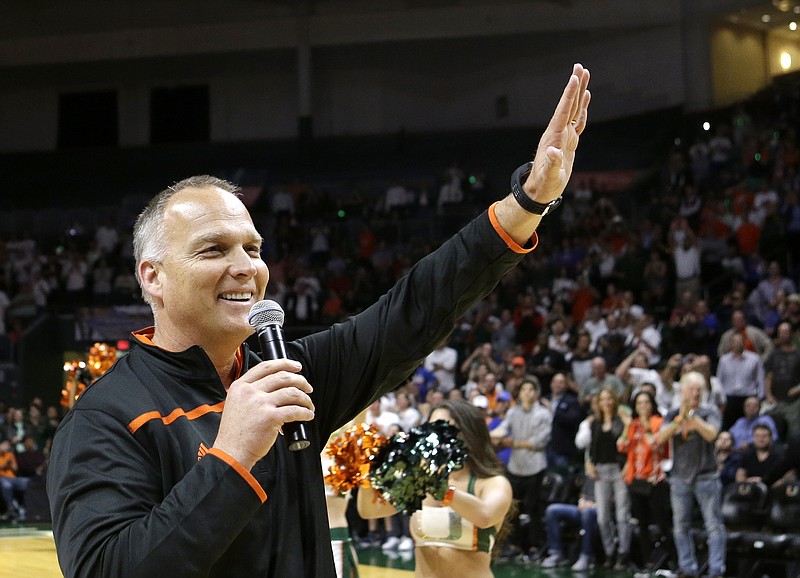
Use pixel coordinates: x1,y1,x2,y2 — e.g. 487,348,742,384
248,299,285,330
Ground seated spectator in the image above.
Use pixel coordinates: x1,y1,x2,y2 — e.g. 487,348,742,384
715,431,741,489
748,261,796,328
735,424,786,486
728,396,779,450
15,435,46,478
0,439,29,522
540,477,599,571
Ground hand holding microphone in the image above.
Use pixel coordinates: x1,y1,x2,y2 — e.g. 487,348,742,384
248,300,312,451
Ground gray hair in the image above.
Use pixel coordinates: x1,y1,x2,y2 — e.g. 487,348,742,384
133,175,239,305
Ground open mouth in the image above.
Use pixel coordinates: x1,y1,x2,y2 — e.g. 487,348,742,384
219,292,253,302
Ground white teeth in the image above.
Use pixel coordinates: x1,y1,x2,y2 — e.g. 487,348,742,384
220,292,252,301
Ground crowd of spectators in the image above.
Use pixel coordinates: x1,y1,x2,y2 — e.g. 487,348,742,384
0,74,799,575
0,397,61,522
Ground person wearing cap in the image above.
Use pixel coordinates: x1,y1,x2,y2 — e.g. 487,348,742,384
503,355,528,399
488,391,512,466
472,394,490,411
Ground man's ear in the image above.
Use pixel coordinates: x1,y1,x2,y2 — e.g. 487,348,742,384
138,260,162,302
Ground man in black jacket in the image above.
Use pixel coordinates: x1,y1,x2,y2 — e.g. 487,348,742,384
764,432,800,486
47,64,591,578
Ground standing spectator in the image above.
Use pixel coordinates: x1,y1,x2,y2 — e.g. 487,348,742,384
547,318,571,355
764,321,800,437
728,396,778,450
61,250,90,311
717,309,774,361
716,333,765,430
491,377,552,558
0,280,10,337
542,372,582,470
582,306,608,351
671,230,702,302
529,331,568,394
514,294,545,353
364,400,400,437
657,372,726,578
94,218,120,256
284,274,321,325
748,261,796,327
579,356,627,407
566,331,595,393
617,391,673,571
459,343,501,383
394,391,421,433
424,339,458,394
586,388,632,571
488,391,512,466
4,408,28,454
490,309,516,357
626,313,661,367
615,349,667,413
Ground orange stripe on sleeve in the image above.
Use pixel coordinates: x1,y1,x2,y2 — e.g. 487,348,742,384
488,202,539,254
207,448,268,503
128,402,226,434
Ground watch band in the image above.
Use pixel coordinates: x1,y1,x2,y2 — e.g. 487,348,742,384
510,162,563,216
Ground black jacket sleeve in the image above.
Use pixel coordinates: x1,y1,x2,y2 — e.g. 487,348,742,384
295,210,528,439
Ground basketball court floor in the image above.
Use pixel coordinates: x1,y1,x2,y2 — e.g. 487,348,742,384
1,523,634,578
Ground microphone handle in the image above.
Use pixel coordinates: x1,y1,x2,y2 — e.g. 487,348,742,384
257,324,310,451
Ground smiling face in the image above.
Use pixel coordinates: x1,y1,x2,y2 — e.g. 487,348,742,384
634,392,654,419
140,186,268,353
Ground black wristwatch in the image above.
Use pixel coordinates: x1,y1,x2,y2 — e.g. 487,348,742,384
510,162,563,216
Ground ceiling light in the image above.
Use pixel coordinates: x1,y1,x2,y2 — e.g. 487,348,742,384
762,13,772,22
791,21,798,30
781,52,792,70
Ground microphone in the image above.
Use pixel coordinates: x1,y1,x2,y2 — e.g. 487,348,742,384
248,299,311,451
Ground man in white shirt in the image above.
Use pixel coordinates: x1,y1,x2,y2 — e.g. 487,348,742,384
424,340,458,393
